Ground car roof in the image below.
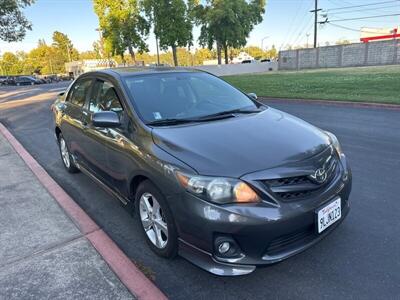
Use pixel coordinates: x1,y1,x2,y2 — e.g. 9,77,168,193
92,66,204,78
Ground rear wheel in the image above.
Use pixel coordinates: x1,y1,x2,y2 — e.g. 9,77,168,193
58,133,79,173
135,180,178,258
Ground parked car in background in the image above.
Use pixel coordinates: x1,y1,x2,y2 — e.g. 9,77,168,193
52,67,352,276
0,76,7,85
0,76,16,86
15,76,42,86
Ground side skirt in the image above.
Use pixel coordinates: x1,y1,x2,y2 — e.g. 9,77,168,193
76,162,130,205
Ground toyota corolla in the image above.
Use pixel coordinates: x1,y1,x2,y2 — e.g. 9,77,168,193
52,67,352,276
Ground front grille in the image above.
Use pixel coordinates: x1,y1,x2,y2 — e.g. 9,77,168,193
266,225,315,256
267,176,310,187
261,156,339,202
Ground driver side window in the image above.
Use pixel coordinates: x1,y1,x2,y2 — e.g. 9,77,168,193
89,80,123,114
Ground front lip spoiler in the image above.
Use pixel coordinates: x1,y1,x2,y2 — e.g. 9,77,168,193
178,239,256,276
178,203,350,276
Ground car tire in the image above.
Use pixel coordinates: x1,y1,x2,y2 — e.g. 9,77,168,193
135,180,178,258
58,133,79,173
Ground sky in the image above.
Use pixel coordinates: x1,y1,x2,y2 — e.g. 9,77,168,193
0,0,399,55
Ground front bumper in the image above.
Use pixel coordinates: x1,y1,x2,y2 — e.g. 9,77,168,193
169,153,352,276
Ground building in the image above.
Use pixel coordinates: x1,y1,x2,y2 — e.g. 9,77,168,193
65,59,116,78
360,27,400,43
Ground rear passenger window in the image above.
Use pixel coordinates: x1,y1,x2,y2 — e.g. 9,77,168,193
68,79,92,107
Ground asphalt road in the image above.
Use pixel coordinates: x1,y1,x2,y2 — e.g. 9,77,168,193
1,83,399,299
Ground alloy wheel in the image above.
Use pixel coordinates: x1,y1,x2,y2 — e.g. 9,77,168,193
60,137,71,168
139,192,168,249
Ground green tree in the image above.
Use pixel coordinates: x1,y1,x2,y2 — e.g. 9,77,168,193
80,50,100,60
267,44,277,58
93,0,149,63
196,0,266,65
193,47,215,65
0,52,21,75
336,39,351,45
0,0,34,42
144,0,196,66
52,31,78,63
244,46,263,60
28,40,55,74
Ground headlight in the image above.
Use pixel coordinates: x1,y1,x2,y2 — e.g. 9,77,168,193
175,172,260,204
325,131,342,155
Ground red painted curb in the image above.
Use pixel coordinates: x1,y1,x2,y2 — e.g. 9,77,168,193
87,230,167,300
0,123,168,300
259,97,400,111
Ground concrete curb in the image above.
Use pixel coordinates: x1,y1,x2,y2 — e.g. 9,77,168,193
0,123,167,300
259,97,400,111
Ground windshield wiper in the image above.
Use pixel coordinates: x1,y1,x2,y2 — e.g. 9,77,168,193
147,114,237,126
197,108,262,120
146,108,263,126
147,118,199,126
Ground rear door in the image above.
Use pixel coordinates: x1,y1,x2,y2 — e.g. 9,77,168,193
60,77,94,165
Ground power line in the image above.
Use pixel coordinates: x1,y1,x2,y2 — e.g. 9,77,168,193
326,22,397,33
326,0,400,12
279,0,308,50
292,22,314,47
326,13,400,22
284,3,314,49
324,4,400,15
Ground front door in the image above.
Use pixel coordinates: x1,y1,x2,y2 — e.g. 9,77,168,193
84,79,131,190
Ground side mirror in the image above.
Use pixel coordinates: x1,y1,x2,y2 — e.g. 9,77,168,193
92,111,121,128
57,91,65,101
247,93,258,100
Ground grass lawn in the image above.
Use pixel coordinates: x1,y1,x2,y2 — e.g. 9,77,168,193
222,65,400,104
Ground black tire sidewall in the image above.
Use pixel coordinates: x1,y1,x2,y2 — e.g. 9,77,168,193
135,180,178,258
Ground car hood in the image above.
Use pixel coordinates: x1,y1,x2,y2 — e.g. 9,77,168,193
152,108,330,178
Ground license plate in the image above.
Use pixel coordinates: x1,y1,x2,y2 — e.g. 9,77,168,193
317,198,341,233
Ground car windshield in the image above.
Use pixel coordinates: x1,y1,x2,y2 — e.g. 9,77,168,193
123,72,259,124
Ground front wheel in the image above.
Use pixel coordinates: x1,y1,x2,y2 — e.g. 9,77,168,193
58,133,79,173
135,180,178,258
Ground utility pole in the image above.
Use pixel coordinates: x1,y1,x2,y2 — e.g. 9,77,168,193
306,33,310,48
310,0,322,48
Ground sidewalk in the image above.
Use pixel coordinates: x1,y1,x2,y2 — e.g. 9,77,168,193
0,124,166,299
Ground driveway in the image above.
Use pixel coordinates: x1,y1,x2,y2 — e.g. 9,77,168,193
1,84,399,299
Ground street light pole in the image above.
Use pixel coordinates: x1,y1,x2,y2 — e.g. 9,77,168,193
156,35,160,66
261,36,269,51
